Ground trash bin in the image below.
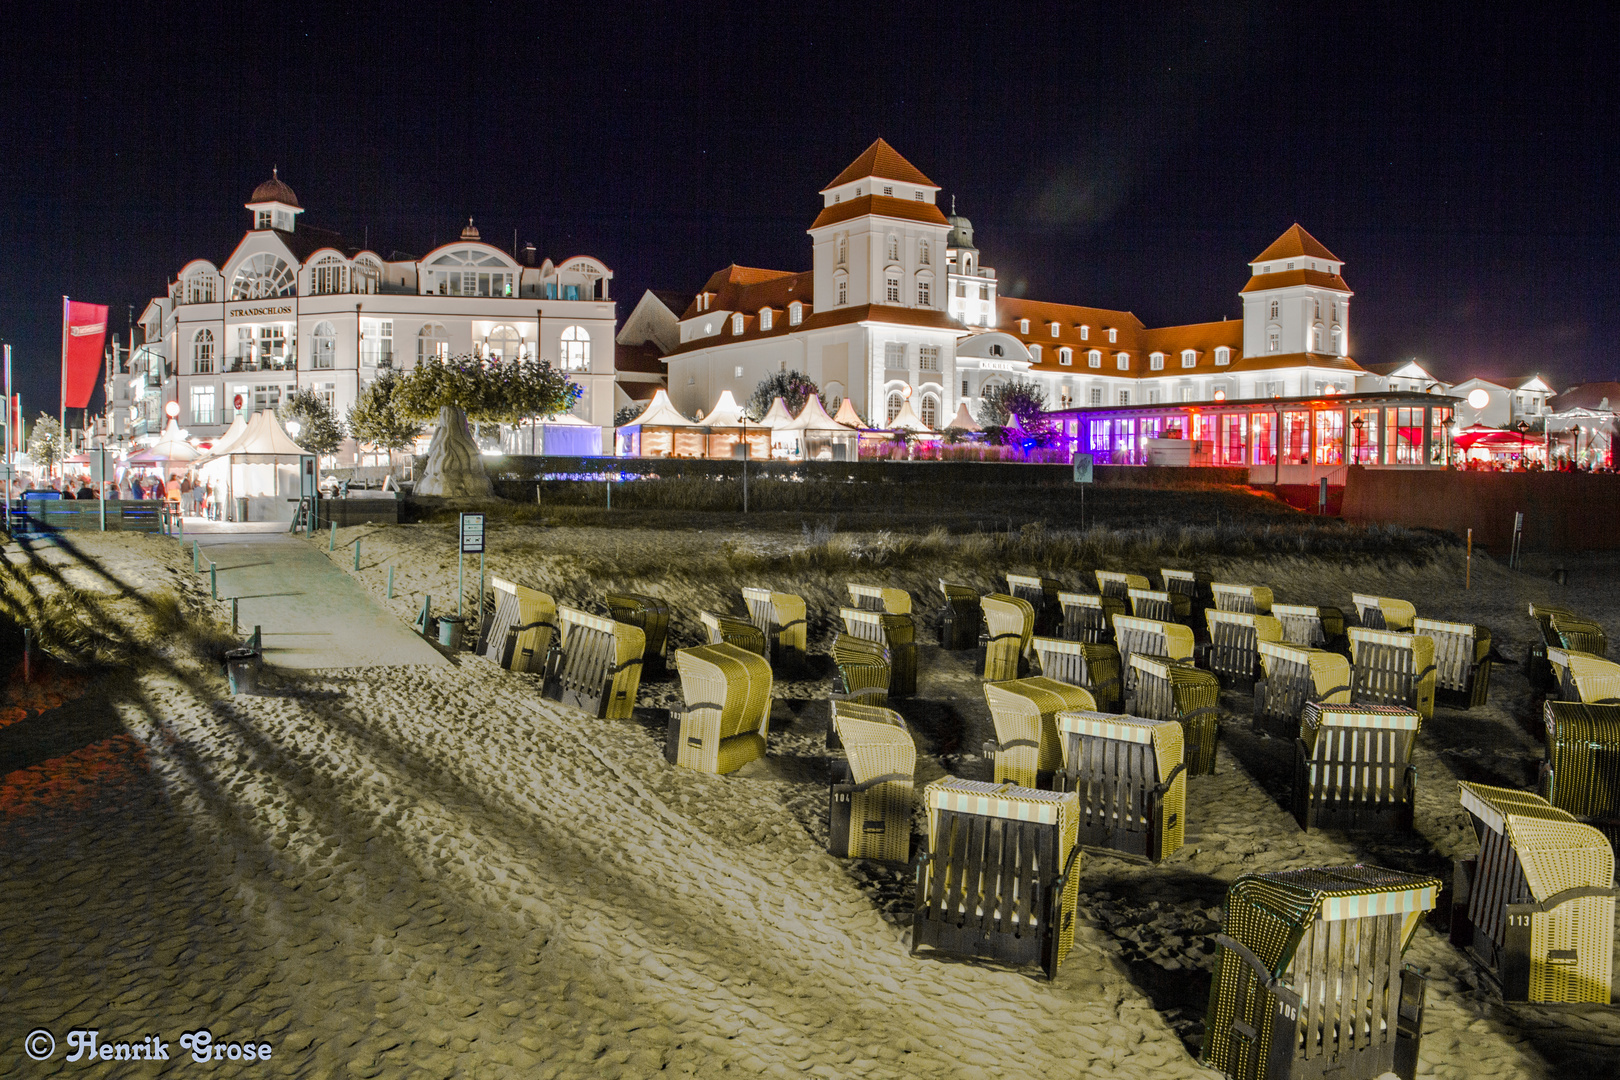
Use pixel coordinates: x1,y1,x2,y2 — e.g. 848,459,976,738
438,614,466,650
235,496,249,522
225,647,261,694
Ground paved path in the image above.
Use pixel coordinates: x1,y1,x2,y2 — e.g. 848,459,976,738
192,528,446,669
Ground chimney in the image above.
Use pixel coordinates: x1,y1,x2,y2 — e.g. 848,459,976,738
522,242,537,266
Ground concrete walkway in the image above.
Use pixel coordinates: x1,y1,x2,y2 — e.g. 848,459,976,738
192,527,446,669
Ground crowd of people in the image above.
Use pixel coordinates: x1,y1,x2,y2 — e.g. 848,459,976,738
16,472,219,515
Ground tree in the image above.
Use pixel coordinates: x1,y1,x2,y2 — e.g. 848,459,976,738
614,405,643,427
278,388,346,457
27,414,64,474
747,369,820,421
347,371,424,473
976,379,1056,446
394,354,581,497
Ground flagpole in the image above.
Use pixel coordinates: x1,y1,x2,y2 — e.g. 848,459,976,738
3,343,11,534
61,295,69,479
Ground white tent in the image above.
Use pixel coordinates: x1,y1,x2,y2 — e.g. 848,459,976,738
505,411,603,456
124,419,201,468
886,397,934,433
697,390,770,460
944,403,982,432
701,390,750,427
757,397,801,458
774,396,858,460
196,410,312,522
196,413,249,462
832,398,868,429
616,388,704,457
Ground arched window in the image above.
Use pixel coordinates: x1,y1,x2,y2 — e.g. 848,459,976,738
1267,326,1280,353
353,257,382,295
886,390,904,423
230,253,296,299
1150,352,1165,371
1050,322,1061,337
1116,353,1129,370
1059,348,1072,366
1107,328,1118,344
824,381,846,413
1215,347,1231,365
834,270,848,306
312,321,337,369
759,308,773,331
185,271,216,305
1030,344,1043,362
989,344,1003,357
417,323,449,364
1181,350,1197,368
425,247,514,296
560,325,591,371
310,256,347,295
731,313,744,335
1080,325,1089,340
788,302,803,326
918,240,930,266
1330,325,1342,353
1088,350,1101,368
920,393,938,428
1311,323,1324,351
192,329,215,374
487,324,522,360
886,234,899,261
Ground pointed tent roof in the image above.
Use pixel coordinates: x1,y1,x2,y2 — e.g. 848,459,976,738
821,138,938,192
221,409,310,457
700,390,750,428
621,388,696,428
1252,224,1340,264
758,396,797,427
540,411,592,426
125,419,202,464
832,398,868,429
944,403,982,432
887,397,933,432
778,395,851,433
203,412,249,457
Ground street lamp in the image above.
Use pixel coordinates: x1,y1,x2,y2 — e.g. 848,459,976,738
1351,414,1364,465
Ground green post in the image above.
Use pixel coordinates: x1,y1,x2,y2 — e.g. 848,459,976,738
457,549,464,617
606,477,612,510
329,521,337,551
232,597,238,634
353,539,361,571
387,565,394,599
210,563,217,600
477,551,485,636
177,513,183,541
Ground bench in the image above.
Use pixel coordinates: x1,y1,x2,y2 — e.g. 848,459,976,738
605,592,671,679
1347,628,1436,721
1128,653,1220,775
840,607,917,697
1032,635,1122,713
1096,570,1151,601
1411,617,1492,709
1271,603,1348,653
1057,590,1125,645
1451,781,1616,1003
983,677,1097,789
912,778,1082,981
1203,865,1437,1080
741,587,808,669
828,701,916,864
1006,573,1066,636
1351,594,1416,632
1057,709,1185,863
1293,703,1420,832
701,611,767,656
667,643,773,774
1541,700,1620,855
1255,639,1353,739
1203,610,1284,689
1113,614,1196,691
847,583,911,615
830,633,890,714
1128,587,1191,625
1211,582,1273,615
938,580,982,651
541,606,646,720
480,576,557,673
981,593,1035,681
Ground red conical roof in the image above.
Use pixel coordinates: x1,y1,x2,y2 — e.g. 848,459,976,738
821,138,937,192
1252,223,1338,264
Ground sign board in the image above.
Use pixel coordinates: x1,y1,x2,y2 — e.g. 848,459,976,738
233,394,244,411
1072,453,1094,484
459,512,486,554
90,447,114,487
299,455,317,498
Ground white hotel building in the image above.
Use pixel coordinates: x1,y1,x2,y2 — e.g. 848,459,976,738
124,173,618,454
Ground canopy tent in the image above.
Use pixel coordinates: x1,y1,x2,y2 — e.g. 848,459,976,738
697,390,770,460
832,397,868,430
191,413,248,466
504,411,603,456
943,403,983,433
125,419,203,468
1544,407,1615,468
615,388,704,457
773,396,858,461
755,397,802,459
195,410,312,521
886,397,934,433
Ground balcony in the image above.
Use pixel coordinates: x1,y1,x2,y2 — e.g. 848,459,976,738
228,354,297,374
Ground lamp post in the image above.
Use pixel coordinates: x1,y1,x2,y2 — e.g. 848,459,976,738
1351,414,1364,466
1516,420,1531,469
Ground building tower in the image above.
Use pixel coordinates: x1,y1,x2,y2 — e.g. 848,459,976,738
945,198,997,328
1240,223,1352,363
244,168,303,232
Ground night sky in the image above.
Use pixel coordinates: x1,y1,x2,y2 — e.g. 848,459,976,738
2,1,1615,420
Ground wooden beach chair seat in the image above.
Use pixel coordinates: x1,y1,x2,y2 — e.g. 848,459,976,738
937,579,982,651
1114,614,1196,691
828,701,916,864
1451,781,1617,1003
1351,593,1417,633
1032,635,1123,713
847,583,911,615
1128,653,1220,775
1096,569,1151,601
1254,639,1352,739
605,592,671,679
911,778,1082,981
701,610,767,656
1211,582,1274,615
1129,586,1191,625
1058,709,1185,863
1293,703,1420,832
1411,617,1492,709
741,587,808,668
1057,590,1125,645
840,607,917,697
1006,573,1065,636
982,677,1097,789
1541,700,1620,854
1271,602,1348,653
1550,612,1608,657
1347,627,1437,720
542,606,646,720
1203,865,1438,1080
1567,651,1620,705
1160,567,1212,612
480,576,557,673
981,593,1035,681
667,643,772,774
1527,602,1582,692
830,633,890,711
1203,609,1284,689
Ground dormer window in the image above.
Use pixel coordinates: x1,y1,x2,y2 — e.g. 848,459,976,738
255,210,272,229
989,344,1003,357
1050,322,1060,338
1181,350,1197,368
731,313,744,335
788,302,803,326
1116,353,1129,371
1019,318,1030,334
1088,350,1101,368
1107,328,1118,343
1080,325,1089,340
1215,347,1231,365
759,308,773,331
1030,344,1043,362
1059,348,1072,366
1150,352,1164,371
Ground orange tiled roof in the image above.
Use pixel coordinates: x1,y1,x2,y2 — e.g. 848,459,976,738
1239,268,1352,294
1251,224,1340,264
680,266,813,320
1229,351,1367,374
821,139,938,192
669,302,960,357
810,195,950,230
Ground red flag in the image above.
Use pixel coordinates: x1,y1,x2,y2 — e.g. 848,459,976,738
62,299,109,409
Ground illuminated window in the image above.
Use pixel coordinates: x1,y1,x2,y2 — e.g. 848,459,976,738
759,308,772,331
185,272,216,304
559,325,591,371
487,324,522,360
1059,348,1072,366
788,302,802,326
887,390,904,423
917,278,931,306
920,393,938,428
358,320,391,368
1181,350,1196,368
230,253,296,299
424,247,514,297
311,322,336,369
885,276,900,303
417,323,449,364
732,313,744,335
311,256,347,295
1267,326,1280,352
1215,347,1231,365
919,345,940,372
189,385,216,425
191,329,215,374
1088,350,1101,368
1150,352,1164,371
1116,353,1129,371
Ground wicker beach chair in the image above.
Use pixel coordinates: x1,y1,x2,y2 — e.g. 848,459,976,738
1114,614,1197,691
847,583,911,615
981,593,1035,681
841,607,917,697
1203,610,1284,689
1058,709,1185,863
1128,653,1220,775
667,643,773,774
1271,603,1349,653
481,576,557,673
1096,570,1151,602
1293,703,1420,832
1129,586,1192,625
1451,782,1617,1003
1211,582,1274,615
1203,865,1438,1080
1031,635,1123,713
828,701,916,864
982,677,1097,789
542,606,646,720
830,633,890,712
1410,617,1492,709
912,778,1082,981
1567,651,1620,705
1347,627,1436,720
1351,594,1417,633
1057,590,1125,644
1255,639,1353,739
700,611,767,656
605,592,671,679
1551,612,1608,657
1541,700,1620,853
1543,646,1586,701
1006,573,1065,637
938,580,982,650
1527,603,1582,692
1160,567,1213,612
740,587,808,669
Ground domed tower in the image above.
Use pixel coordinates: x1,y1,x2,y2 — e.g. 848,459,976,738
245,168,303,232
944,197,997,328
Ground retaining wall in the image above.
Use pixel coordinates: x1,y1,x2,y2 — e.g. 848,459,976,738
1341,467,1620,553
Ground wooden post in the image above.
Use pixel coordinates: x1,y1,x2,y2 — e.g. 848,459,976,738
22,626,31,682
1466,529,1472,590
232,597,239,634
210,563,217,600
329,521,337,551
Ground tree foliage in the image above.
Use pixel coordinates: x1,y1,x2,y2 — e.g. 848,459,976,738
746,369,820,421
277,387,346,456
393,353,581,424
27,414,64,471
347,370,425,453
977,379,1057,447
